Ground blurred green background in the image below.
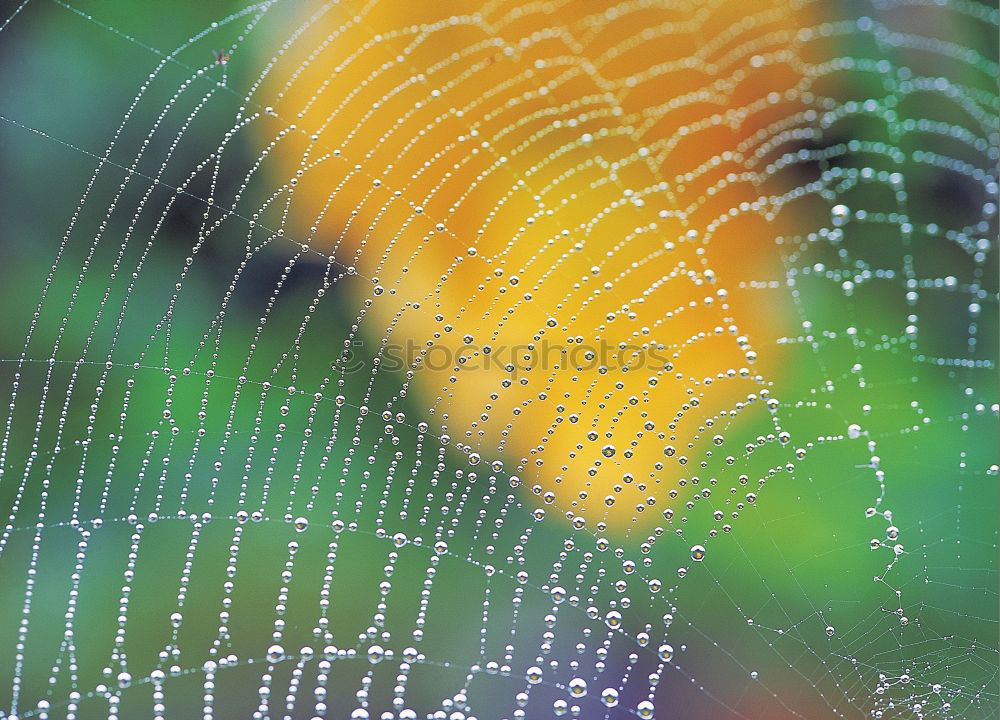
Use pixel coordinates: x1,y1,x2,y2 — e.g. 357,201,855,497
0,1,995,719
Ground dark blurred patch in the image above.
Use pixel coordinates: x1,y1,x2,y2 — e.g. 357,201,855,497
909,167,985,228
241,248,332,309
162,189,212,252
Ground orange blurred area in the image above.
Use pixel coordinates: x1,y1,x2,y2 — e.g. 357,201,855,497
254,0,819,529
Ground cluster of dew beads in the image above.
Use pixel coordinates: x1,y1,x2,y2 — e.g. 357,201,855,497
0,1,995,719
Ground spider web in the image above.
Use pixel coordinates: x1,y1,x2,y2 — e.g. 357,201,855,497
0,1,996,719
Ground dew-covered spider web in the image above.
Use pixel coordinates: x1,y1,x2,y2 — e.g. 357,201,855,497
0,0,996,719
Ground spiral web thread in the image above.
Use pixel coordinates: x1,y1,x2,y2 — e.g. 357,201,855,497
0,1,996,719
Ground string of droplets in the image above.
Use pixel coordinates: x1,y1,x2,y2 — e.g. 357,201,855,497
0,1,996,719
